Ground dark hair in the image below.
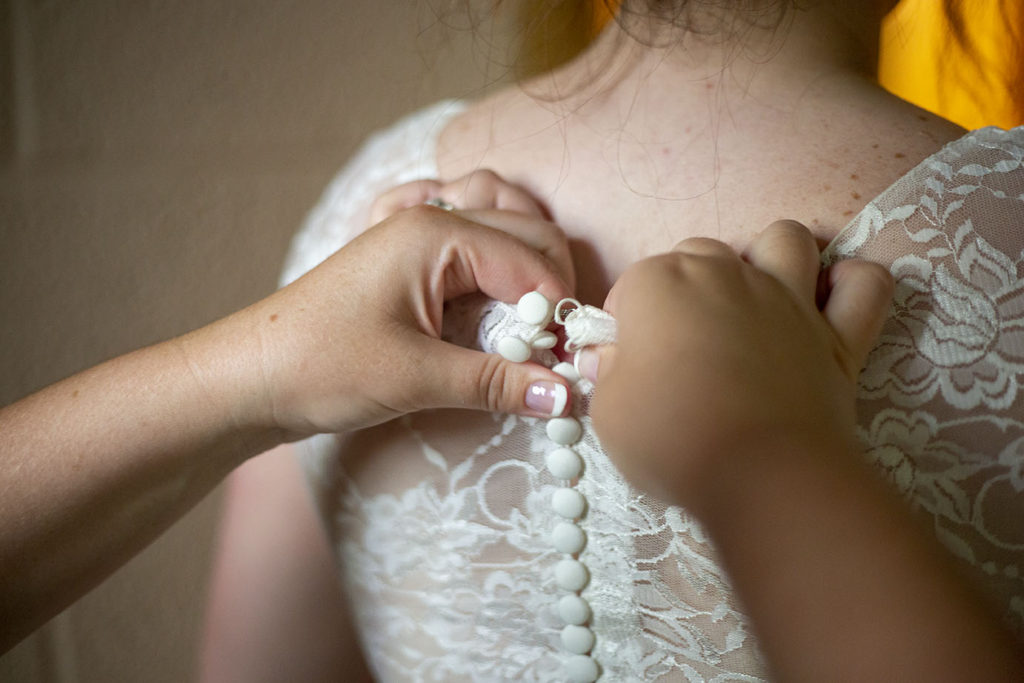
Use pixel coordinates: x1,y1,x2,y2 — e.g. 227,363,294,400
511,0,794,78
426,0,1022,125
614,0,792,40
509,0,607,79
420,1,794,87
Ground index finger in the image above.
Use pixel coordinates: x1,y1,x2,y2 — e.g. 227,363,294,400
397,206,573,306
671,236,738,259
456,208,576,292
603,236,736,315
742,220,820,306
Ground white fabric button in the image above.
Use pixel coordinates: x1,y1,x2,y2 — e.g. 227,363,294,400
496,336,531,363
551,361,581,385
546,417,582,445
552,487,586,519
554,559,589,591
565,654,599,682
561,624,596,654
531,330,558,349
517,291,553,326
546,448,583,480
551,522,586,554
558,594,591,625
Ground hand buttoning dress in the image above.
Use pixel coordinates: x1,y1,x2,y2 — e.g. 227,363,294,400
280,100,1024,682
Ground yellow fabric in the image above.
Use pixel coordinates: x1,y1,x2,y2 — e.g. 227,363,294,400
880,0,1023,129
591,0,618,36
592,1,1022,129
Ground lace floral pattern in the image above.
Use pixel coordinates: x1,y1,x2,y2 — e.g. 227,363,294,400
281,113,1024,681
824,127,1024,640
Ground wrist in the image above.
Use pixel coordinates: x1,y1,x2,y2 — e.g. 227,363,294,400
687,428,865,523
172,309,287,461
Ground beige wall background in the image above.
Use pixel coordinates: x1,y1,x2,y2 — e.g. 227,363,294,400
0,1,512,680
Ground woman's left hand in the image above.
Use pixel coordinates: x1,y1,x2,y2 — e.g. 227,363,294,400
585,221,891,510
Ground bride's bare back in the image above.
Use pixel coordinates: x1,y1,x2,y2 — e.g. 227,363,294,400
437,3,963,302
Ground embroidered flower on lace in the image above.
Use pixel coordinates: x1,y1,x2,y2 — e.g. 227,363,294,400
859,409,977,513
861,221,1024,410
998,436,1024,493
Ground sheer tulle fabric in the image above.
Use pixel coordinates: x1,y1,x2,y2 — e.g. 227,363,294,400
280,104,1024,682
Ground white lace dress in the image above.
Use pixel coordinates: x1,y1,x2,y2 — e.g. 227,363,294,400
279,101,1024,682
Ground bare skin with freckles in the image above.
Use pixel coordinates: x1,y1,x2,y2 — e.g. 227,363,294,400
436,2,963,303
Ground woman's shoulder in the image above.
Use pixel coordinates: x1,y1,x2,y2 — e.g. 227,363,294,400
937,124,1024,161
323,99,469,203
860,120,1024,216
435,85,567,181
826,121,1024,263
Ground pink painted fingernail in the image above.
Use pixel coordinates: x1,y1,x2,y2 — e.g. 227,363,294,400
575,348,600,383
525,381,569,417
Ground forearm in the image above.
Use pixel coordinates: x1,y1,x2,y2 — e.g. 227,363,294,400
697,440,1022,681
0,202,576,654
0,309,281,652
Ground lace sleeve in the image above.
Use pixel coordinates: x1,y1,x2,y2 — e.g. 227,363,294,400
825,125,1024,634
278,100,466,288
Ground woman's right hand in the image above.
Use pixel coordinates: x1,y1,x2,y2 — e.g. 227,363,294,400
587,220,893,511
224,170,575,439
369,169,549,225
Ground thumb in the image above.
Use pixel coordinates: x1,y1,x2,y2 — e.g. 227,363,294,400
412,338,572,418
575,344,616,384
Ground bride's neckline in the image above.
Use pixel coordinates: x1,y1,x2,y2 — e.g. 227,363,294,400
434,7,965,303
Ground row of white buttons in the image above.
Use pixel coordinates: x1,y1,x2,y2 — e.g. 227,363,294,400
498,292,600,683
544,401,599,681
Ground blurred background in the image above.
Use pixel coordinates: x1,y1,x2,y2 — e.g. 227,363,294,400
0,0,1019,680
0,1,514,680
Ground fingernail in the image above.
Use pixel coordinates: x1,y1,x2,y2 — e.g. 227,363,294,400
525,381,569,417
575,348,600,383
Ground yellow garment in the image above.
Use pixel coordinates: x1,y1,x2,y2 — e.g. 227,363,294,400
879,0,1022,129
590,1,1022,129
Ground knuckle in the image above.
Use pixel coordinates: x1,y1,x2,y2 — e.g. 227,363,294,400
763,219,809,237
672,236,713,251
753,220,817,262
474,353,512,412
400,202,445,228
615,255,680,302
469,168,502,186
622,252,668,280
759,222,812,254
671,236,734,259
368,195,388,223
504,187,546,218
385,204,459,248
